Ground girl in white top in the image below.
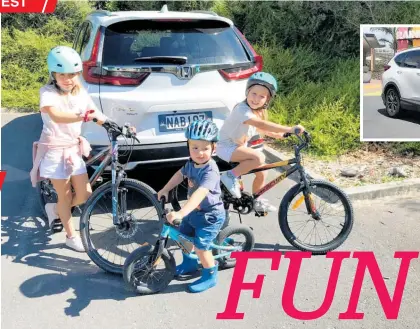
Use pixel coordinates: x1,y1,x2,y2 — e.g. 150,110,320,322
217,72,304,213
31,46,107,252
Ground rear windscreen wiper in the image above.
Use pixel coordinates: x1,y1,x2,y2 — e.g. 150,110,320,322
133,56,187,64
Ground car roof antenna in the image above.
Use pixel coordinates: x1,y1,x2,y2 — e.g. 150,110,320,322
160,4,168,13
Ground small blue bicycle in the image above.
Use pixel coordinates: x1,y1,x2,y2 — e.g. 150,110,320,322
123,197,255,295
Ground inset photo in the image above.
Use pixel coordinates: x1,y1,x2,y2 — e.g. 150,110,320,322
361,25,420,141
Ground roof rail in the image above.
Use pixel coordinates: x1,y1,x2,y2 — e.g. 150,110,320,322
89,9,114,17
189,10,218,16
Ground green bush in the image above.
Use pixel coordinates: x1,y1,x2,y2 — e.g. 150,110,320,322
2,1,93,41
1,28,70,110
390,142,420,156
257,44,360,156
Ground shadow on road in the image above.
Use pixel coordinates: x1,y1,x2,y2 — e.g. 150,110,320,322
1,114,43,217
377,108,420,125
1,214,137,317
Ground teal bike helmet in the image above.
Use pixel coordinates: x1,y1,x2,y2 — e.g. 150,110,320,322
47,46,82,76
185,119,219,142
246,72,278,97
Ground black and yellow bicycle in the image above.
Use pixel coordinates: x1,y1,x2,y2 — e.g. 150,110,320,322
170,130,354,255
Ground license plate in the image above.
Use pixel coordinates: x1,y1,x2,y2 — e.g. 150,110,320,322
158,111,213,132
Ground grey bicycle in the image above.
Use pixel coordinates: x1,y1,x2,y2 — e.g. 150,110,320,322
38,119,163,274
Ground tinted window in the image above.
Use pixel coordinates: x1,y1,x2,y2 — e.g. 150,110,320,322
74,22,88,54
402,50,420,68
102,20,250,66
80,23,92,56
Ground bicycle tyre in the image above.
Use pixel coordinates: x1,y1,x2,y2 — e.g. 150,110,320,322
279,179,354,255
123,245,176,295
80,178,163,275
215,224,255,269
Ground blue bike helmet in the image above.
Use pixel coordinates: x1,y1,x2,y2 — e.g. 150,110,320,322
47,46,82,76
185,119,219,142
246,72,278,97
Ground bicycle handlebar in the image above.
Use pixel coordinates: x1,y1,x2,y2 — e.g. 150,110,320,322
160,196,181,226
93,118,140,143
283,129,311,149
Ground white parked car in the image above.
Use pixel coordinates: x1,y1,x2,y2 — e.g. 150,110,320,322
382,47,420,118
72,5,263,170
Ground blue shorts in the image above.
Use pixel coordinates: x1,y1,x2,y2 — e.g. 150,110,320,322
179,209,226,251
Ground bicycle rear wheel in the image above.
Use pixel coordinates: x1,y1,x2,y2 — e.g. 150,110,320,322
80,178,163,274
279,180,354,254
215,224,255,269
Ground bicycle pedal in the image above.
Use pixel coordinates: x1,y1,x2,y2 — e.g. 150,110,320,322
254,211,268,217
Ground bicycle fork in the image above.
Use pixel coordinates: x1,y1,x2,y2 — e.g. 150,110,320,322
111,171,128,226
298,175,321,220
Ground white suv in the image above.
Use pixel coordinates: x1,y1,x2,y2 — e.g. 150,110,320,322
382,47,420,117
72,6,263,170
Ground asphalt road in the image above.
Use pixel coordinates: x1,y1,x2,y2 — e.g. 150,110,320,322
362,96,420,139
2,113,420,329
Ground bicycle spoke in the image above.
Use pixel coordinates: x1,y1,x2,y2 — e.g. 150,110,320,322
285,183,350,249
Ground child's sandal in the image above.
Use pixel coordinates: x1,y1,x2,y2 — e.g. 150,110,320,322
50,219,64,233
45,203,64,233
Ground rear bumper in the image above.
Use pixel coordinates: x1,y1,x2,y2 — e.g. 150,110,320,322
89,139,265,171
91,141,190,171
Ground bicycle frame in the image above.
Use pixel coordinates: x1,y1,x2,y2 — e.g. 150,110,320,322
245,140,310,200
84,132,129,226
225,134,316,217
248,158,303,200
154,223,241,262
86,146,111,186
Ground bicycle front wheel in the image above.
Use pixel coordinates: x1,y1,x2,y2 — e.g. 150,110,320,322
279,180,354,254
80,178,163,274
123,245,176,295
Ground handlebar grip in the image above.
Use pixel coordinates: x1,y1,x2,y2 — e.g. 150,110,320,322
160,196,166,207
293,127,302,135
173,219,182,226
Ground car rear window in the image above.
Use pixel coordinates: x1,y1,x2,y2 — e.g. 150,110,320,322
102,19,250,66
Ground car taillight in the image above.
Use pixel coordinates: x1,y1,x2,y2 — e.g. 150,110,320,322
219,27,263,81
83,29,150,86
248,138,265,147
384,64,391,71
219,55,263,81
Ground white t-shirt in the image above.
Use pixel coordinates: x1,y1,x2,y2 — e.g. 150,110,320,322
218,101,257,146
39,84,103,141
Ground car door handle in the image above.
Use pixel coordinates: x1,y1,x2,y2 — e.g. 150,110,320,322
417,73,420,76
397,71,402,74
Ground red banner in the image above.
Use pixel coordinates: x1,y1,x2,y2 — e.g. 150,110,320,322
0,171,6,190
0,0,57,13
